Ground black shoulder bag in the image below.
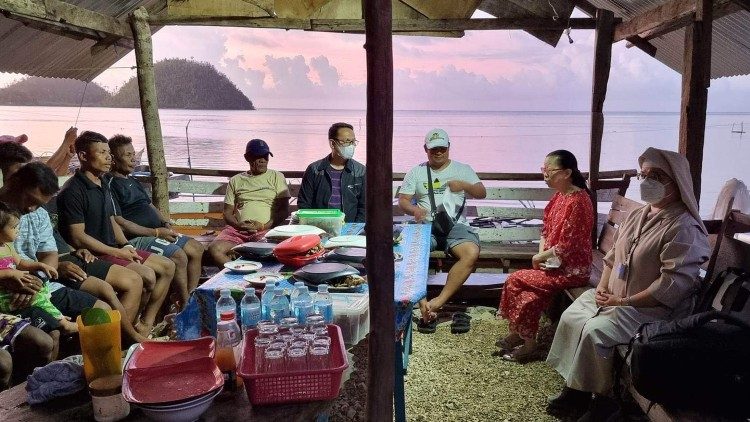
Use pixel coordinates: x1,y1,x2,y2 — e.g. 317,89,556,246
426,165,463,238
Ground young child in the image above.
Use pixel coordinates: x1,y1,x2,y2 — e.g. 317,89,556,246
0,203,78,334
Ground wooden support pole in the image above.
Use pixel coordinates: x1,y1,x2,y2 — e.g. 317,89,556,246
130,7,170,216
589,9,614,242
678,0,713,203
364,0,395,420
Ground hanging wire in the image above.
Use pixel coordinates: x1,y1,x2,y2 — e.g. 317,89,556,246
74,81,89,127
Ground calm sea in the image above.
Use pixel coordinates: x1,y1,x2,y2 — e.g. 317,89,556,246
2,106,749,214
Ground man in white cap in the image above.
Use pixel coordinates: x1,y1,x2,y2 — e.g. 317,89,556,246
398,128,486,331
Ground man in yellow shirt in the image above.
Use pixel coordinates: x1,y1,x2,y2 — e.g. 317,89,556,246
208,139,291,265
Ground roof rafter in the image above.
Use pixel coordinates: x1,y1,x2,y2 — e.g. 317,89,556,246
147,16,604,31
570,0,657,56
0,0,133,48
613,0,743,42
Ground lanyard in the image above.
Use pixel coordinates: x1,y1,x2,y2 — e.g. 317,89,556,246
624,209,660,268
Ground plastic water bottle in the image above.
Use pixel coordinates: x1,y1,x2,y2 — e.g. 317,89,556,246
269,289,290,324
288,281,306,309
240,287,262,332
292,285,314,324
215,311,242,391
313,284,334,324
261,281,276,321
216,289,237,322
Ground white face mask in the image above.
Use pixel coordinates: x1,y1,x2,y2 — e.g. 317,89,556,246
336,144,356,160
640,178,668,204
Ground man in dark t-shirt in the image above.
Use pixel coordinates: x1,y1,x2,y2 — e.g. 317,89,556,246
56,131,175,334
106,134,204,305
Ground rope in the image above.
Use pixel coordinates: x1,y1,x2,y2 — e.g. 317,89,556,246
74,82,89,127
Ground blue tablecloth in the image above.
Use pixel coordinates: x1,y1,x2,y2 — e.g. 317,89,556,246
175,223,431,339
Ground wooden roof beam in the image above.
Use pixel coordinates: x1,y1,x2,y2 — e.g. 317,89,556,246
613,0,741,42
0,0,133,45
148,16,604,31
733,0,750,11
571,0,658,57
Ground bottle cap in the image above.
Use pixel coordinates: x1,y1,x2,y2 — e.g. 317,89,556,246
245,287,255,295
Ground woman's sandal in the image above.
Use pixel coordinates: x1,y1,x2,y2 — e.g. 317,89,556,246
450,312,472,334
501,346,538,364
495,335,524,351
416,318,437,334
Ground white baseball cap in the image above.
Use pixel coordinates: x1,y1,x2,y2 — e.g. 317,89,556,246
424,128,450,149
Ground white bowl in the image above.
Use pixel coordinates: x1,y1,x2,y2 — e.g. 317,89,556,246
136,388,221,421
136,387,220,410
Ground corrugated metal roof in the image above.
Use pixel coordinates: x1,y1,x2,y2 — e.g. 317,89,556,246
0,0,164,81
587,0,750,79
0,0,748,81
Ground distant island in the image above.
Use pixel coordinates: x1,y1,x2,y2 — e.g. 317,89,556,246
0,59,255,110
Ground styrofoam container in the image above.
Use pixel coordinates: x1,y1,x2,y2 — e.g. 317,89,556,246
298,209,345,237
331,293,369,346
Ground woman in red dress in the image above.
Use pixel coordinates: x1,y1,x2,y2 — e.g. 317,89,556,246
498,150,594,362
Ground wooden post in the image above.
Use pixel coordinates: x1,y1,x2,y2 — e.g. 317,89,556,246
589,9,614,242
364,0,395,420
678,0,713,203
130,7,170,216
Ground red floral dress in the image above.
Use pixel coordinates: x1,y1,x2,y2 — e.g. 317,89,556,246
499,190,594,339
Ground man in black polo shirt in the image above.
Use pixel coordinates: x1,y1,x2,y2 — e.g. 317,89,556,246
105,134,204,307
57,131,175,334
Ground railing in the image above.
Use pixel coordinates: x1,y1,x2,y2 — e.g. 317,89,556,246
134,166,637,239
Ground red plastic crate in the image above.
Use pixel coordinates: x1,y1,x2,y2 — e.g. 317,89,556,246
238,325,349,405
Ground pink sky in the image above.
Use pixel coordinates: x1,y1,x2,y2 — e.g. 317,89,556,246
2,20,750,111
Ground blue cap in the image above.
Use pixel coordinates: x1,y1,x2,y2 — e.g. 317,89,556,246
245,139,273,157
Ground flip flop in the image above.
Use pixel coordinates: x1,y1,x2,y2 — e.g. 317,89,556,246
501,347,538,364
416,318,437,334
450,313,471,334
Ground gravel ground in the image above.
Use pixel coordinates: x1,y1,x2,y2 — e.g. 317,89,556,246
330,307,564,421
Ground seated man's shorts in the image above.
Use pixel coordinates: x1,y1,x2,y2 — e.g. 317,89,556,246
99,249,152,268
57,254,114,289
17,307,60,333
215,225,268,245
129,234,191,258
0,313,31,349
430,223,480,254
18,287,97,333
50,287,97,320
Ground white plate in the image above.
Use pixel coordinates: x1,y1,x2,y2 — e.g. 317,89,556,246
326,235,367,248
265,225,325,238
223,260,263,274
243,272,286,287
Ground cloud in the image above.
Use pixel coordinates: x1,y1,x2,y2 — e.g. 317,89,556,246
2,23,747,112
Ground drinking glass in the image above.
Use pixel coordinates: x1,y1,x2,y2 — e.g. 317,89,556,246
290,339,308,351
264,348,285,374
309,345,330,370
305,315,324,331
313,335,331,349
286,346,308,372
254,337,272,373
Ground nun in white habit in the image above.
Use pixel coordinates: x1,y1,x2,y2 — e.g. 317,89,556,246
545,147,710,420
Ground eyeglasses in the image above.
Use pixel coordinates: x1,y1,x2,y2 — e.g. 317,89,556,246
541,166,564,176
333,138,358,147
428,147,448,154
636,171,668,183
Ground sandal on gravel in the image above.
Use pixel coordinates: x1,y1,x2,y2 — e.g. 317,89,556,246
495,335,524,351
501,347,538,364
450,313,471,334
416,318,437,334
